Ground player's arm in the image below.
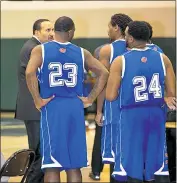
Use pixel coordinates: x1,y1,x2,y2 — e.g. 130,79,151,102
162,54,176,109
106,56,123,101
81,49,109,106
26,45,54,110
93,47,99,59
96,45,111,112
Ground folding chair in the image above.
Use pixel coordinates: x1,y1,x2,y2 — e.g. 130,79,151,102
0,149,35,183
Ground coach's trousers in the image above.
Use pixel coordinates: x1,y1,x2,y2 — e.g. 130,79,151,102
166,128,176,183
91,124,104,174
24,120,44,183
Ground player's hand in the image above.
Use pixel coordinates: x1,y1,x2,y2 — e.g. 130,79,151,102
34,95,55,111
164,97,177,110
78,96,92,108
95,112,103,126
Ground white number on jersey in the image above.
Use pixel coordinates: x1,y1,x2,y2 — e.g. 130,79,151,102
48,63,78,87
132,73,162,102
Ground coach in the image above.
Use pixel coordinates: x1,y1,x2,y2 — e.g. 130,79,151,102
15,19,54,183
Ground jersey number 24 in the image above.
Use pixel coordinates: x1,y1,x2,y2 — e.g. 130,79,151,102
48,63,78,87
132,73,162,102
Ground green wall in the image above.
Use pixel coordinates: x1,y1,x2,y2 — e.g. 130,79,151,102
1,38,176,111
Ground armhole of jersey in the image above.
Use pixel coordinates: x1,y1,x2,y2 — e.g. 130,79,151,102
121,55,125,78
81,47,87,73
40,44,45,70
160,53,166,76
109,44,114,64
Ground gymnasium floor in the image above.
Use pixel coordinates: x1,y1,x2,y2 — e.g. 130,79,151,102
1,112,110,182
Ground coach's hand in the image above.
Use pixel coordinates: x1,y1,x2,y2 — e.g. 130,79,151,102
95,112,103,126
34,95,55,111
78,96,92,108
164,97,177,110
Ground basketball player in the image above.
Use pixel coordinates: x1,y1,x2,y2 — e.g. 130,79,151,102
95,14,132,165
26,16,109,183
106,21,176,183
88,44,106,181
143,21,163,52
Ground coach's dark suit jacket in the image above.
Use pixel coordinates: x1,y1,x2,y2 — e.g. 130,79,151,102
15,37,40,120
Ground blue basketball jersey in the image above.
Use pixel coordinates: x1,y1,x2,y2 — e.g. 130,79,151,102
104,39,127,125
146,43,163,53
38,41,84,98
110,40,127,63
120,47,165,108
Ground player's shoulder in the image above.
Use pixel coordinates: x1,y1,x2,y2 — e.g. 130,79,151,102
41,41,56,49
112,39,126,45
122,48,135,56
94,44,106,53
111,40,126,50
94,44,107,59
100,43,112,54
147,43,163,53
69,42,83,51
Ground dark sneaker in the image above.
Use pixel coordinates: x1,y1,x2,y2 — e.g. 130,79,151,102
89,172,100,181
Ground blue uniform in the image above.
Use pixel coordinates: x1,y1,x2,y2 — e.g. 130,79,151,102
101,40,127,163
146,43,163,53
112,48,169,181
38,40,87,171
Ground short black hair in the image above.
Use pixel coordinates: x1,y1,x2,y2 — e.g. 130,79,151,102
127,21,150,42
33,19,50,34
142,21,153,40
111,13,133,35
54,16,75,32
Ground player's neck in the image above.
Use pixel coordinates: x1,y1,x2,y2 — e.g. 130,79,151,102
54,34,70,43
115,35,124,41
133,42,147,49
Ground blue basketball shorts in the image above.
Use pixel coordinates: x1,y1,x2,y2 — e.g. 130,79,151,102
112,106,169,181
40,97,87,171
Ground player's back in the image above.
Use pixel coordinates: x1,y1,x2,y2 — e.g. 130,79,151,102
39,42,87,171
116,48,169,181
146,43,163,53
38,40,84,98
120,47,165,108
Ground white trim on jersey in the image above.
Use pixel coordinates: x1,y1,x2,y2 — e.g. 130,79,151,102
102,102,107,158
40,112,45,165
159,53,166,76
41,107,63,169
113,39,125,43
112,164,127,176
53,40,71,45
146,43,154,46
81,47,86,73
112,111,127,176
154,162,169,175
102,157,115,163
131,47,150,51
41,156,62,169
121,55,125,78
110,44,114,64
41,44,45,70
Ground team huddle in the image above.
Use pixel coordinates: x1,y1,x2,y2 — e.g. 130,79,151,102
25,14,176,183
